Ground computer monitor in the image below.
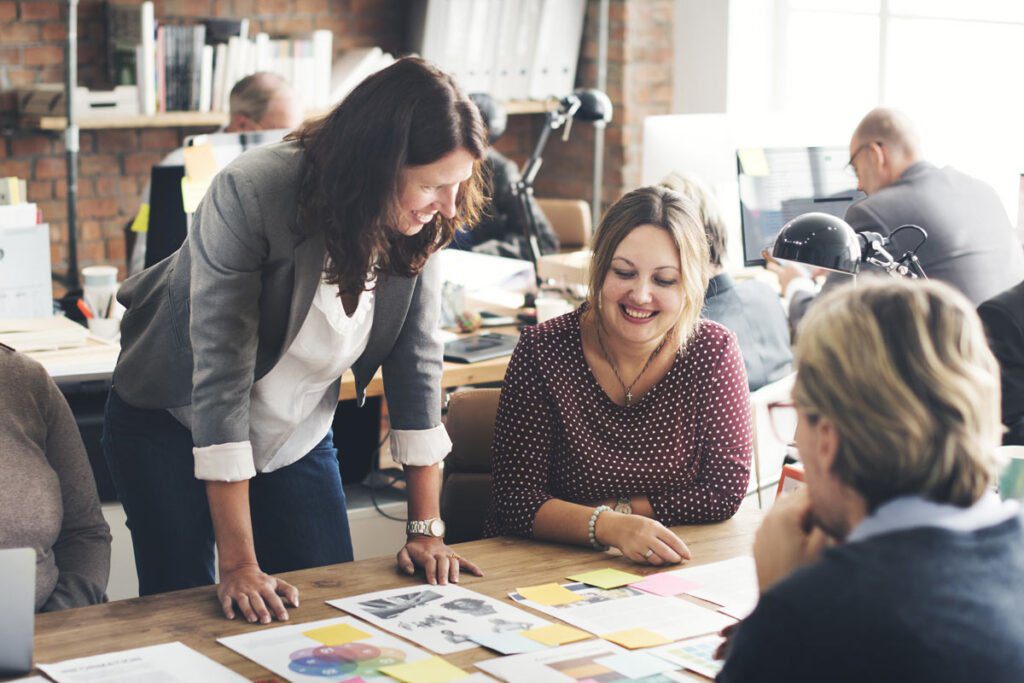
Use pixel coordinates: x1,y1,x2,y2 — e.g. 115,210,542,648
144,165,188,268
738,146,864,267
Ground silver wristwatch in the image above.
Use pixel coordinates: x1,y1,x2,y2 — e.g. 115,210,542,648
406,517,446,538
614,496,632,515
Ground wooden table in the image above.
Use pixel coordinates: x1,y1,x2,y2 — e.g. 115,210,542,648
25,506,760,681
338,326,519,401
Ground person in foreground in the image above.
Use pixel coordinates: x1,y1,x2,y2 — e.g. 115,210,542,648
660,170,791,391
103,58,486,623
718,278,1024,682
484,186,752,564
0,344,111,611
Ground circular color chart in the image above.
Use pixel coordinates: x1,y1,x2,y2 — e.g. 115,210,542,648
288,642,408,679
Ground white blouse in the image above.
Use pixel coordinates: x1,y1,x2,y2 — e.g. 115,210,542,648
183,278,451,481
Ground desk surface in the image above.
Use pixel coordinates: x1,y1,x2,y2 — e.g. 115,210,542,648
27,506,760,681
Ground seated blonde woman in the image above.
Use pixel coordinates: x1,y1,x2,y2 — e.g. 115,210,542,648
720,278,1024,681
0,344,110,611
484,186,753,564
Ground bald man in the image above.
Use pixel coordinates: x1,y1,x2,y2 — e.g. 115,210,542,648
776,108,1024,325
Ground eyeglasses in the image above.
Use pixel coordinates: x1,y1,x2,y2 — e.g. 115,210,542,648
844,140,882,179
767,400,799,448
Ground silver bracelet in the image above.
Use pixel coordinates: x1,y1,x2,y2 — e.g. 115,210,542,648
588,505,612,550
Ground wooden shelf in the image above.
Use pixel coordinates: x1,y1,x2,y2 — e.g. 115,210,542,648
504,99,558,115
20,111,229,131
20,100,549,130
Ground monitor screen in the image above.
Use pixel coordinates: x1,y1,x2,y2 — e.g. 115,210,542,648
738,146,864,266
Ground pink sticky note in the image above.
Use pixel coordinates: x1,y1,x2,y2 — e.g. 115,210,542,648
630,573,702,597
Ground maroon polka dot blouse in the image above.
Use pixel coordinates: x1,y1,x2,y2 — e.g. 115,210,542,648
483,306,753,538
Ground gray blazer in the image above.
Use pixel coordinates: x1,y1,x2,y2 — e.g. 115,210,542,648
114,141,444,448
790,161,1024,325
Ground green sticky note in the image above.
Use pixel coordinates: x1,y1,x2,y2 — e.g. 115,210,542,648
603,627,671,650
378,656,469,683
521,624,592,646
516,582,583,605
301,622,371,646
568,568,644,589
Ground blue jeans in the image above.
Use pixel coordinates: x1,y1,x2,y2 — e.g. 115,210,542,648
102,389,354,596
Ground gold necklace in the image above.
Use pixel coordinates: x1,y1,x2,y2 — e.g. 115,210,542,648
594,320,669,406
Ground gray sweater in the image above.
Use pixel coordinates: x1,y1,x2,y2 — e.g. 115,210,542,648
0,345,111,611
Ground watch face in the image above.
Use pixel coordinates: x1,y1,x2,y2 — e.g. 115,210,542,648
429,518,446,537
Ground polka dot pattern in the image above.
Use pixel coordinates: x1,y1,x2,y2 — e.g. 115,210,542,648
483,306,753,538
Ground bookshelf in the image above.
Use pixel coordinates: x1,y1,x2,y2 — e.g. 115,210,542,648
21,100,553,131
21,111,229,131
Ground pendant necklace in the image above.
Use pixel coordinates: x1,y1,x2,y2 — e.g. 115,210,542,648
595,321,669,406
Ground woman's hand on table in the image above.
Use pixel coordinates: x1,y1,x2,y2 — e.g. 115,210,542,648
398,535,483,585
596,512,692,566
217,563,299,624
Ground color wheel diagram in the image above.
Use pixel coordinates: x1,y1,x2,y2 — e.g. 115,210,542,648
289,624,409,680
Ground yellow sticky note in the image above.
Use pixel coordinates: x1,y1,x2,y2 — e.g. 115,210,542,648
521,624,591,646
567,568,643,589
737,147,770,177
183,143,219,183
378,656,469,683
301,622,371,646
602,627,671,650
516,583,583,606
180,176,211,214
130,203,150,233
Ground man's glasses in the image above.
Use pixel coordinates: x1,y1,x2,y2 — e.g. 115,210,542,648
767,400,799,449
844,140,882,179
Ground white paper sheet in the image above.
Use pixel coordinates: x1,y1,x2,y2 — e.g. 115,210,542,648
666,556,760,619
218,615,432,682
477,640,693,682
327,584,550,655
509,583,736,641
38,642,247,683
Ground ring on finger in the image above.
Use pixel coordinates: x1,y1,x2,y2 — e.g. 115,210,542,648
643,549,655,560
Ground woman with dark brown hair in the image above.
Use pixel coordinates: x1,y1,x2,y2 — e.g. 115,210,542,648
103,58,487,622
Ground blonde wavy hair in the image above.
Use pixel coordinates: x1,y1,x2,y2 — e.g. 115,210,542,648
793,278,1004,510
586,186,710,349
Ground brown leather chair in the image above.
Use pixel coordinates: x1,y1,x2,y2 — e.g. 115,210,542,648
537,197,592,250
441,388,501,543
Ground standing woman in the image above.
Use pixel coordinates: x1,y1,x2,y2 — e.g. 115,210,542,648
103,58,487,622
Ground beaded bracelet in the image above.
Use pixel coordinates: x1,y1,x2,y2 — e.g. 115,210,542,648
588,505,612,551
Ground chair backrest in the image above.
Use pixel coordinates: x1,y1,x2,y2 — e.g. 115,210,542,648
441,388,502,543
748,372,797,505
537,198,592,249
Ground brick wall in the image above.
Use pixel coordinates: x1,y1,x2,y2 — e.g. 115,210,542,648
0,0,404,281
0,0,673,280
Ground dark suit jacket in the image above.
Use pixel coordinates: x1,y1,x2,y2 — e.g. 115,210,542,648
703,273,792,391
791,162,1024,325
979,280,1024,445
451,148,558,260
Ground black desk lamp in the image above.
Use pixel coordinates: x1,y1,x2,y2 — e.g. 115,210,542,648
772,212,929,279
514,88,613,285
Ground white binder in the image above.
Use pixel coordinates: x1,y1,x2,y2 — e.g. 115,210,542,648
528,0,586,100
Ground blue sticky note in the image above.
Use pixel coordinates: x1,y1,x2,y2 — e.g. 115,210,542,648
471,632,548,654
595,652,678,679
